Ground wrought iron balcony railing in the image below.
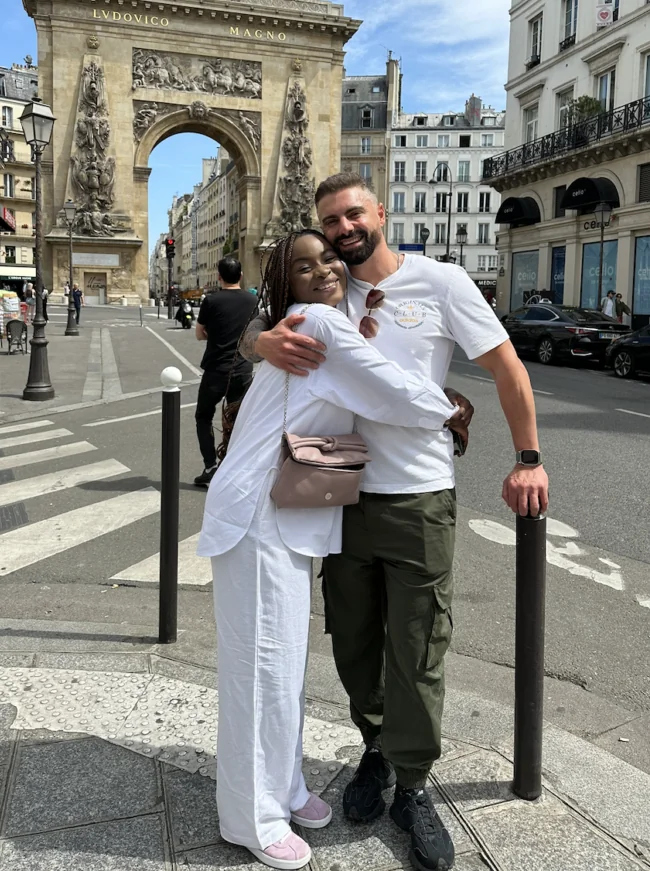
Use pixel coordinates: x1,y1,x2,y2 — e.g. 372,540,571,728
0,131,15,167
559,33,576,52
482,94,650,181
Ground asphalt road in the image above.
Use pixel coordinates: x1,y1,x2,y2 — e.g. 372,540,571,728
1,310,649,716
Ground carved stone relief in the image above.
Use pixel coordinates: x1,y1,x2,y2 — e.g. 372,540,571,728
68,59,119,237
276,80,315,234
249,0,327,10
132,100,261,154
132,48,262,99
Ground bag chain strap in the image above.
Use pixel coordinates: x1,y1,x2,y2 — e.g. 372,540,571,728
282,304,312,437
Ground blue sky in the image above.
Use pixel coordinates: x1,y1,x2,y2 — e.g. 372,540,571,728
2,0,510,251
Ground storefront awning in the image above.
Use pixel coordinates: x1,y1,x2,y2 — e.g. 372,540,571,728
495,196,541,227
0,267,36,279
560,177,620,211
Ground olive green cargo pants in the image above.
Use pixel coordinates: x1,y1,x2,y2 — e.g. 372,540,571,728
323,489,456,789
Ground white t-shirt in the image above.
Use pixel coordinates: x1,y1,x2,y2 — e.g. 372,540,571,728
344,255,508,494
602,298,614,317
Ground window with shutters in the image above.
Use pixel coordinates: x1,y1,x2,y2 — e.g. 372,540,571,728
638,164,650,203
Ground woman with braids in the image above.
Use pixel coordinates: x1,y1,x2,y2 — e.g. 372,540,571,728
197,230,460,871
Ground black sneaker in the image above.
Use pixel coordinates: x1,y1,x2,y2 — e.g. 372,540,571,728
343,745,396,823
193,466,217,488
390,786,455,871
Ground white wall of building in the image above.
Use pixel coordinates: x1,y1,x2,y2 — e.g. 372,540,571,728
388,105,505,286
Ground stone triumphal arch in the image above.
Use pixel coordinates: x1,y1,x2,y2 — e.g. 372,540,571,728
23,0,360,301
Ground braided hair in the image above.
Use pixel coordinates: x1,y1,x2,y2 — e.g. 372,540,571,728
215,229,329,462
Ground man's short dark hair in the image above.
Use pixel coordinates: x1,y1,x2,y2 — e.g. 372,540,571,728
315,172,377,206
218,256,242,285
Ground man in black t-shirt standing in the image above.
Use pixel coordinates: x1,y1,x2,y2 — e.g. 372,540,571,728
194,256,258,487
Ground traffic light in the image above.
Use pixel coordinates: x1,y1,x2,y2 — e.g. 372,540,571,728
165,238,176,259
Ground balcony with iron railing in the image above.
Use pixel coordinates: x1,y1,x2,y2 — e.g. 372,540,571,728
483,94,650,184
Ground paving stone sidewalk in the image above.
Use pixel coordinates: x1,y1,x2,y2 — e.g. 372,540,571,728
0,618,649,871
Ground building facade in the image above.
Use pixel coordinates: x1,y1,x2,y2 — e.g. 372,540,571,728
0,63,39,294
388,96,505,291
487,0,650,326
149,232,168,298
340,58,401,208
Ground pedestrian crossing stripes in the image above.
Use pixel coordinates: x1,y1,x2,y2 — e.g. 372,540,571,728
0,418,210,585
0,420,55,436
111,532,212,586
0,459,129,509
0,428,73,451
0,441,96,472
0,489,160,576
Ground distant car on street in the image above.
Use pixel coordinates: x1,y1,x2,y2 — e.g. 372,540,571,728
501,304,630,366
605,324,650,378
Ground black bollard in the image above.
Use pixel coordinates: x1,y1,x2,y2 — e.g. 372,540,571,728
157,296,161,320
512,511,547,800
158,367,182,644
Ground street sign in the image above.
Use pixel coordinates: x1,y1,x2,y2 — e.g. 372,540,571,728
420,228,430,243
399,244,424,252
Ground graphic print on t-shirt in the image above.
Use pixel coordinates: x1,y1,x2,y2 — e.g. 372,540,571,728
394,300,428,329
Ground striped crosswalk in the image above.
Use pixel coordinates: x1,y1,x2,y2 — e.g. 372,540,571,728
0,418,209,584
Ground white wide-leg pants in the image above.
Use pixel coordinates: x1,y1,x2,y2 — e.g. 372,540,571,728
211,485,312,851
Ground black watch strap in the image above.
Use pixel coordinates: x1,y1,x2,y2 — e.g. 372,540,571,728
516,449,542,466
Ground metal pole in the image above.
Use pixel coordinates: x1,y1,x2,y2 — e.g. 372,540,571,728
23,145,55,401
460,241,464,268
446,171,453,260
167,258,173,320
64,217,79,336
157,294,161,320
598,219,605,307
158,366,182,644
139,304,143,327
512,512,547,801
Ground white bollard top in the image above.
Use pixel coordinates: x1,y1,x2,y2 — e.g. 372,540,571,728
161,366,183,392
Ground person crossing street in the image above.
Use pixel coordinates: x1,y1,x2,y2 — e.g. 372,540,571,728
194,256,259,487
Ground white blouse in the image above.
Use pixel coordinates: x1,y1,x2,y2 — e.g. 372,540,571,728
197,304,458,559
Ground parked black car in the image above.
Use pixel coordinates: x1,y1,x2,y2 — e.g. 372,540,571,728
605,324,650,378
501,304,630,366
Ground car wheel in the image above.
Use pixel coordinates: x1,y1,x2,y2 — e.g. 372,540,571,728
613,350,635,379
537,337,555,365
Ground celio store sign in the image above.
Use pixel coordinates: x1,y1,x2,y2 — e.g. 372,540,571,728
90,8,287,38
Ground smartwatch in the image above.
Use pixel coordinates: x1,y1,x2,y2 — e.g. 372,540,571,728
516,449,542,467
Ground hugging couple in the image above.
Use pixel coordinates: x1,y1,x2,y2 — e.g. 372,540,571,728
197,173,549,871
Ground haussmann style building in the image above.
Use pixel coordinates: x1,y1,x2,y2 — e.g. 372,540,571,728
486,0,650,327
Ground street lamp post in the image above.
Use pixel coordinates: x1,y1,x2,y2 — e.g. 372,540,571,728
430,163,453,261
456,226,468,268
420,226,430,259
63,199,78,337
594,202,612,308
20,98,56,402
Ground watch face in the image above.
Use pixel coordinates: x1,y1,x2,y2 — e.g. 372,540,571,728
520,450,540,464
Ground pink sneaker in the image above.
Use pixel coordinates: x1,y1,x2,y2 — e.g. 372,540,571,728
249,831,311,870
291,793,333,829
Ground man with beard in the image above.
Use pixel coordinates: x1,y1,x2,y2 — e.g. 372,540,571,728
240,174,548,871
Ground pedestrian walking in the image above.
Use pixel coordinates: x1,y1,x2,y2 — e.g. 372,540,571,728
24,282,35,322
243,173,548,871
42,286,49,322
615,293,631,324
72,283,84,324
198,230,461,870
193,256,259,488
602,290,615,318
